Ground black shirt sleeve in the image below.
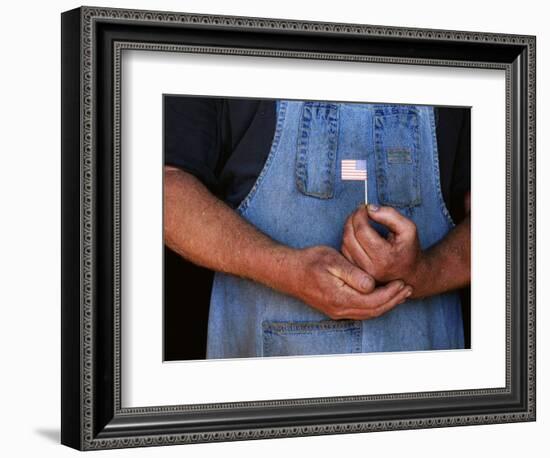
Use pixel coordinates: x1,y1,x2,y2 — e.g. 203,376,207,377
435,107,471,223
450,109,471,222
164,96,275,208
164,96,225,194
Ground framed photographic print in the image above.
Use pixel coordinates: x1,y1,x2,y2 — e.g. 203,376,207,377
61,5,536,450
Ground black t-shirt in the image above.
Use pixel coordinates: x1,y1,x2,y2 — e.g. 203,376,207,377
165,97,471,223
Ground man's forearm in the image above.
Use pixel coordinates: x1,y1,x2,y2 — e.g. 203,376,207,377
164,168,295,293
411,216,471,299
165,167,414,320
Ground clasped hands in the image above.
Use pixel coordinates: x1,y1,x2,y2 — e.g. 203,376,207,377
289,204,426,321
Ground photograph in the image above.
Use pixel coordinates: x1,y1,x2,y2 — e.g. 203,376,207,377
163,96,471,360
0,0,546,454
57,4,537,451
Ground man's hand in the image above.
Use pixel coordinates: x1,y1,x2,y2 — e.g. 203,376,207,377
283,245,413,321
165,168,412,321
342,204,424,286
341,203,471,299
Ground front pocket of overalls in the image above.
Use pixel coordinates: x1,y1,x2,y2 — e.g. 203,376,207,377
262,320,362,357
374,108,421,207
295,102,339,199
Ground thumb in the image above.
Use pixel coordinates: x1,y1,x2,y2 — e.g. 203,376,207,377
366,204,415,239
328,255,375,293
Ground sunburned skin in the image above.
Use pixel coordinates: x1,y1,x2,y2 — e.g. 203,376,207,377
341,194,471,300
164,167,412,321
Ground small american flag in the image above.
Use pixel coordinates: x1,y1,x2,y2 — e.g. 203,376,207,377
341,159,368,204
341,160,367,180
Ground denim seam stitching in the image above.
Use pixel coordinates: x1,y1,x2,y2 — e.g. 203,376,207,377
374,109,422,208
262,320,361,333
262,320,362,355
295,102,310,196
295,102,338,199
236,101,288,215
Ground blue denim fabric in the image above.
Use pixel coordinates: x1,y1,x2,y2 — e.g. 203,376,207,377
206,101,464,359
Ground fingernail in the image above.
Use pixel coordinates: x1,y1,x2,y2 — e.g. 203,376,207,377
368,203,380,212
361,277,373,290
405,288,413,297
397,281,405,290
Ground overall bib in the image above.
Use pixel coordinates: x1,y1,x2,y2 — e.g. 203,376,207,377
206,101,465,359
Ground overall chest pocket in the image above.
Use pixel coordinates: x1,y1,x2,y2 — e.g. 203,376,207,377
262,320,362,357
295,102,339,199
374,108,422,207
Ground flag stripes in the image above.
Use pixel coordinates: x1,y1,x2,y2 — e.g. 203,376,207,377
341,160,367,180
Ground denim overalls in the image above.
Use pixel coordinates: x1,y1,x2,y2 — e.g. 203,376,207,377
206,101,464,359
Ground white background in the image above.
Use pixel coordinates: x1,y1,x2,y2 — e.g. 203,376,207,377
123,52,506,406
0,0,546,457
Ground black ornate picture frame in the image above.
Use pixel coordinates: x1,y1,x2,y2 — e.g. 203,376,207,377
61,6,536,450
